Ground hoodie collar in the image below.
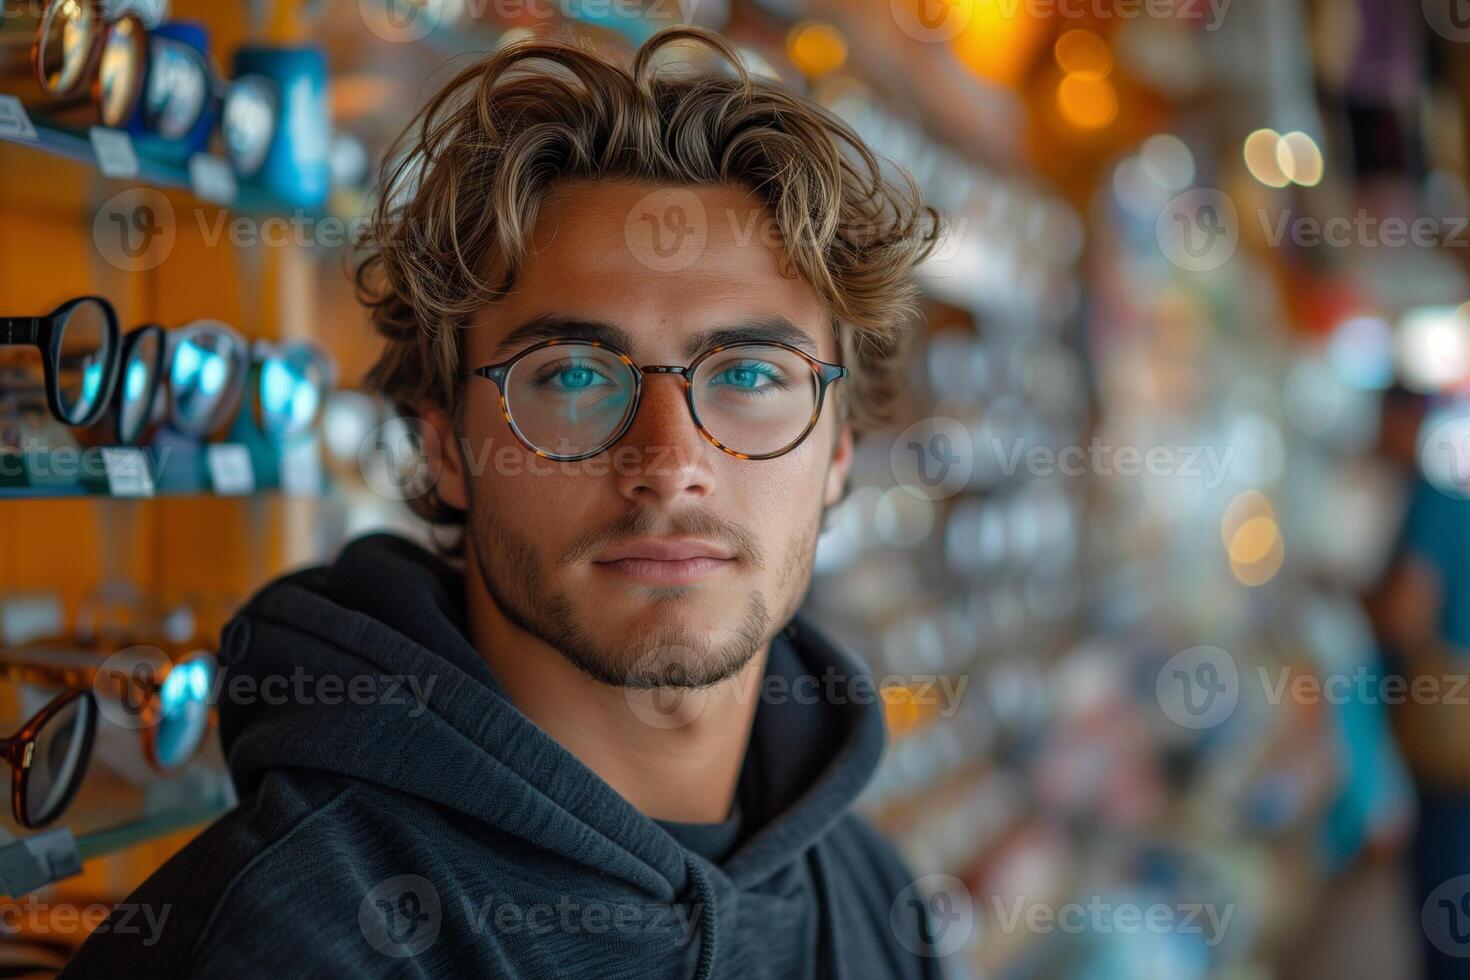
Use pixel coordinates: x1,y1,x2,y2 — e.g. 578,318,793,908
218,532,886,894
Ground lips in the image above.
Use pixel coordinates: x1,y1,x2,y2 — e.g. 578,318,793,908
591,537,736,585
593,538,736,563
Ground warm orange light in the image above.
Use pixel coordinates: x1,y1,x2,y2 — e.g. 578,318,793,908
951,0,1047,88
1057,73,1118,130
1054,29,1112,79
787,21,847,78
1244,129,1290,188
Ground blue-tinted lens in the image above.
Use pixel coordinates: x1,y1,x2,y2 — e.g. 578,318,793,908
170,326,243,436
153,657,213,770
258,346,326,440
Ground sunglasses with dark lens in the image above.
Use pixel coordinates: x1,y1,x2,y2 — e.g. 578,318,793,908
0,688,98,829
0,296,121,428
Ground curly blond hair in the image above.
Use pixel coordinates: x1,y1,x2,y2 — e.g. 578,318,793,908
354,25,941,538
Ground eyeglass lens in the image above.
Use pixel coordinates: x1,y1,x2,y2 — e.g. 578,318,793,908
502,343,820,458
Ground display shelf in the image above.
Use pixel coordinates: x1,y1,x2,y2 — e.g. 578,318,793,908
0,115,312,217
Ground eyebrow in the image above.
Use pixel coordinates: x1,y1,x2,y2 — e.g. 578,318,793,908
484,313,824,364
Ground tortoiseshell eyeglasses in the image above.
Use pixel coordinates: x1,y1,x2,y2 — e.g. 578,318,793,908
472,339,848,462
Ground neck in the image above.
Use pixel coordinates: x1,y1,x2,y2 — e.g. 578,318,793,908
464,553,767,824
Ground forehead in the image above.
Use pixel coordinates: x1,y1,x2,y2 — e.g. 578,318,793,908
465,180,835,363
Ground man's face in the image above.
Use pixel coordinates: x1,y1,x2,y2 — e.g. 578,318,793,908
428,180,853,689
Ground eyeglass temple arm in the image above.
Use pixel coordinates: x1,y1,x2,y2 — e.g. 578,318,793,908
0,320,43,346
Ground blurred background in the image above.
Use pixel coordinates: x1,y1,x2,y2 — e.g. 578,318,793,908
2,0,1470,977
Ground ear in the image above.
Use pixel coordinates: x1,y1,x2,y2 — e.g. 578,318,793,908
823,422,854,507
419,400,467,511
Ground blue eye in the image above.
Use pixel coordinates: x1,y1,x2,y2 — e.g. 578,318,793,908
708,359,788,393
534,359,615,392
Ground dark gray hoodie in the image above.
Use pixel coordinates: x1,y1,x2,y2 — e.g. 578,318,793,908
58,533,949,980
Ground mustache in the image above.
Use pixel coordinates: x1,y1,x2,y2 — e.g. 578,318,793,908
558,508,764,569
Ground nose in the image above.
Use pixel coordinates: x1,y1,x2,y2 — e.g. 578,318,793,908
612,373,717,505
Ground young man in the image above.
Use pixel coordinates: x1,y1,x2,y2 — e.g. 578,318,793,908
61,26,947,979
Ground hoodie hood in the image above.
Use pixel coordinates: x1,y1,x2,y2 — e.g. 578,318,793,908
214,532,887,980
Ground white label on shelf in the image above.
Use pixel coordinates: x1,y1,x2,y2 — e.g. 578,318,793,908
90,127,140,178
0,96,37,141
279,441,323,496
188,154,237,206
101,446,156,497
207,444,255,496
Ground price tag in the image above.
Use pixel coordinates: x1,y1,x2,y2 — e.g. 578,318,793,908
279,441,323,496
188,154,237,206
0,96,37,141
207,444,255,496
89,127,140,178
101,447,156,497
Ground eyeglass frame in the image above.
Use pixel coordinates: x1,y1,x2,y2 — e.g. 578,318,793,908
0,646,217,774
0,687,97,829
471,338,849,463
0,295,121,428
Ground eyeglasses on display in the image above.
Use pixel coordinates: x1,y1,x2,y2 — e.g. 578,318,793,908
32,0,149,129
0,646,217,774
0,296,120,428
141,33,278,177
0,687,98,829
472,339,848,462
